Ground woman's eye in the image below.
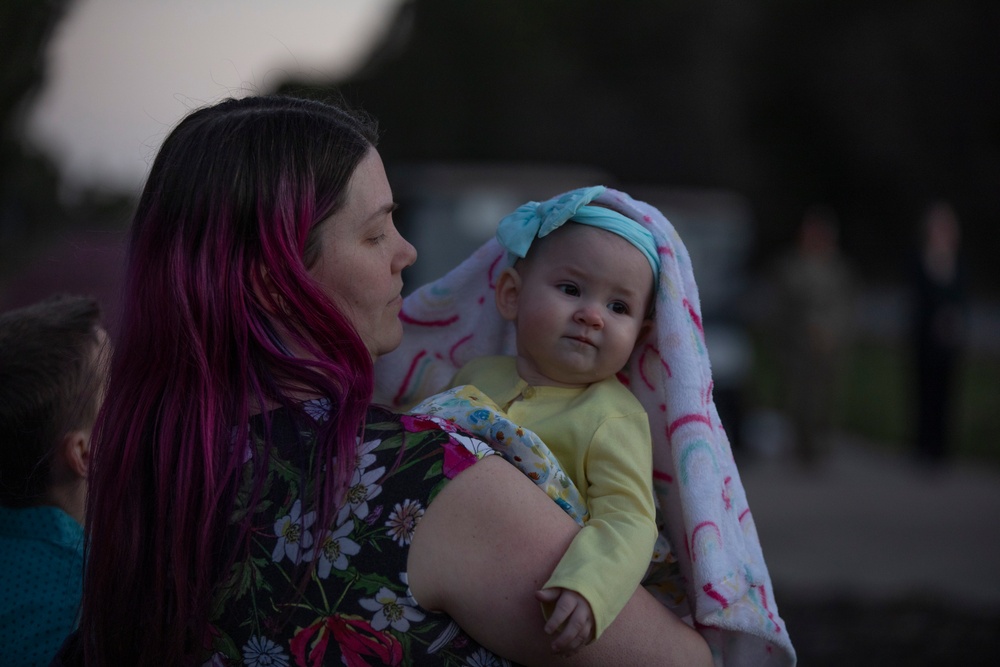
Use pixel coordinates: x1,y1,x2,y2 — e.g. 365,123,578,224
368,233,387,245
558,284,580,296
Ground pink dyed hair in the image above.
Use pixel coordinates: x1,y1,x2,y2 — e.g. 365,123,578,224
79,95,378,665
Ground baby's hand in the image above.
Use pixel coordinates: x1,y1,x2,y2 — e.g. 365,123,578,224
535,587,595,656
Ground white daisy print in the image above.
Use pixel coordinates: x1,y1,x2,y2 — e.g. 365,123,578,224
308,519,361,578
272,499,316,564
359,586,425,632
229,425,253,464
301,397,332,422
241,635,289,667
354,436,381,472
335,465,384,525
385,499,425,546
465,648,511,667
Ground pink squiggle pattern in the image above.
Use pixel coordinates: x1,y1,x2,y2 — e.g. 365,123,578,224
668,413,711,438
683,298,703,336
448,334,474,367
394,350,427,406
487,253,504,289
703,581,730,609
638,344,671,390
753,584,782,634
653,469,674,484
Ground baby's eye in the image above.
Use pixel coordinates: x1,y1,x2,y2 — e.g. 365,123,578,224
558,284,580,297
608,301,629,315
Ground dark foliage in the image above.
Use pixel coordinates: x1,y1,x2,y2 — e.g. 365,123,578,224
281,0,1000,295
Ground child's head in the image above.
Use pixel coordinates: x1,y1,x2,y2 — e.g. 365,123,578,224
495,218,655,388
0,294,108,511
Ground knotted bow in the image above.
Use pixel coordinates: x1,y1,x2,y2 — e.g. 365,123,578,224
495,185,660,283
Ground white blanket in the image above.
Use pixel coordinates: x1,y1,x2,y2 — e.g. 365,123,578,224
374,187,796,666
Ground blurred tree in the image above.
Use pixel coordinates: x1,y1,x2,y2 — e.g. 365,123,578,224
281,0,999,295
0,0,74,278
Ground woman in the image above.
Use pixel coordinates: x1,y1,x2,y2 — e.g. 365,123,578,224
63,95,711,666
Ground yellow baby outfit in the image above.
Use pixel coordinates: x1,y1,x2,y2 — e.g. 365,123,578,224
453,355,657,638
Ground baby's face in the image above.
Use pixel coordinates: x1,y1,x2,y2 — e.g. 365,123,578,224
510,224,653,387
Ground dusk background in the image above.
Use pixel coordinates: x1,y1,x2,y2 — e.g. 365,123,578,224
2,1,998,664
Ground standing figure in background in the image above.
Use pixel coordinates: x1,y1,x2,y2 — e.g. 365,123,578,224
0,294,109,667
911,201,967,465
774,205,856,465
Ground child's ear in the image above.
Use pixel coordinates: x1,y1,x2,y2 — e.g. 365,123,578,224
59,429,91,480
635,318,654,349
494,267,522,321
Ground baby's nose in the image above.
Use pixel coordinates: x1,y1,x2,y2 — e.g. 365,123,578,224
574,304,604,328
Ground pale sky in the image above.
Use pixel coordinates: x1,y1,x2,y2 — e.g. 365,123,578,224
25,0,404,193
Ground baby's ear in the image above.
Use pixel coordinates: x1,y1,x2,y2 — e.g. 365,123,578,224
494,267,522,321
635,318,654,348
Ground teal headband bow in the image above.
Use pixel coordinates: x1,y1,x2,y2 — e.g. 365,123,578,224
495,185,661,284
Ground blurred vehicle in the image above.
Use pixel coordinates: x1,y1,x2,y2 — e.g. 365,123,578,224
388,162,755,447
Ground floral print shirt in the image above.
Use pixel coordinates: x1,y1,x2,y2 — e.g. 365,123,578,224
205,401,516,667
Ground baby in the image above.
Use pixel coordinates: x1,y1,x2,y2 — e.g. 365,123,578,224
451,188,660,655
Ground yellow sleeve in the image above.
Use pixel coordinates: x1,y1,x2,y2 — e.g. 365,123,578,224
542,411,657,639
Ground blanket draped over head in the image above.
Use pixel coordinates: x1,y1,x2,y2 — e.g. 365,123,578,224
374,186,796,666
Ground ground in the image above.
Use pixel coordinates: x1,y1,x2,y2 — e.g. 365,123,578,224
780,593,1000,666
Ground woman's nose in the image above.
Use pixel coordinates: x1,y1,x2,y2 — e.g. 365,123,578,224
395,233,418,272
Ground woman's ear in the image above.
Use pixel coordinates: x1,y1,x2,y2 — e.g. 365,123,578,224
494,267,522,322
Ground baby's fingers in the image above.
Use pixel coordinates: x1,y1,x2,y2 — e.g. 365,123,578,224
537,589,573,635
550,605,594,656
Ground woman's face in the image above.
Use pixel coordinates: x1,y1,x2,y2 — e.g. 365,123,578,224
309,148,417,359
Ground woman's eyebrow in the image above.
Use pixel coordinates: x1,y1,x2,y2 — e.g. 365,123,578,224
365,201,398,223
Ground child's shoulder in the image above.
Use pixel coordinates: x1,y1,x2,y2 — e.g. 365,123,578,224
455,355,515,382
586,374,647,414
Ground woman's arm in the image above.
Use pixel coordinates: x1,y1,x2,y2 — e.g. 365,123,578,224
408,455,713,667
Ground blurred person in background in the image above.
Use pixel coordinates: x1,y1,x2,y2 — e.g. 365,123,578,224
773,205,856,465
910,200,967,465
0,294,108,667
